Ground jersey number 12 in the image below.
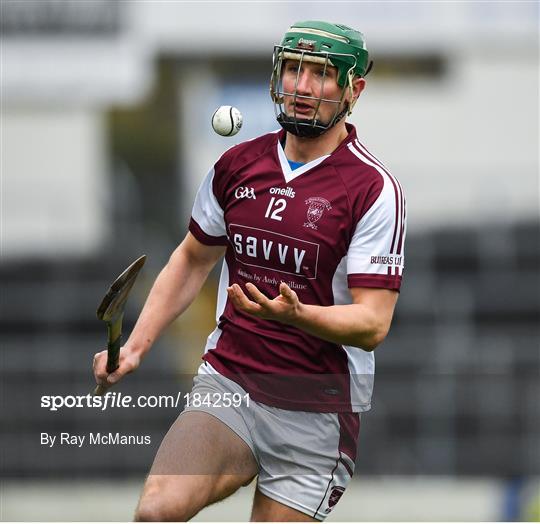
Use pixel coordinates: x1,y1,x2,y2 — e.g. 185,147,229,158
264,197,287,221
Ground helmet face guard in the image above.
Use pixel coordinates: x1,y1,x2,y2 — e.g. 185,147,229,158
270,46,356,138
270,21,371,139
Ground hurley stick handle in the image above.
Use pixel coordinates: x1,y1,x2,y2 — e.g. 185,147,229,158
92,320,122,396
93,384,109,396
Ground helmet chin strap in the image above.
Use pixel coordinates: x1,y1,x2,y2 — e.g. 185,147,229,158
277,113,327,138
277,103,349,139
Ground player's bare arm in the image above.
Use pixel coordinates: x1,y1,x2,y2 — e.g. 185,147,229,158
227,282,398,351
93,233,225,387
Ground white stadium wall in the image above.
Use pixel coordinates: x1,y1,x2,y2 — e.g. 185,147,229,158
351,48,539,231
1,1,537,258
1,108,109,258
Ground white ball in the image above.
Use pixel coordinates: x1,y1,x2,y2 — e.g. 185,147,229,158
211,105,243,137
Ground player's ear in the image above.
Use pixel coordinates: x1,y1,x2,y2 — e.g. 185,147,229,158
352,76,366,100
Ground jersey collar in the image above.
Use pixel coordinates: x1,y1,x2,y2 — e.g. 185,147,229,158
275,124,357,184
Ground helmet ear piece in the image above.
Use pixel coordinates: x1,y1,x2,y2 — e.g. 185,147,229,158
343,58,370,115
364,60,374,77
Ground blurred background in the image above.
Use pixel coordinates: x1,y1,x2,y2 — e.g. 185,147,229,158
1,0,539,521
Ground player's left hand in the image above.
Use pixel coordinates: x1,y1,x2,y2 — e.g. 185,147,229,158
227,282,302,324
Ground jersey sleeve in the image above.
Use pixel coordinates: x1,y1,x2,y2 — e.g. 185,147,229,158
189,167,228,246
346,176,406,291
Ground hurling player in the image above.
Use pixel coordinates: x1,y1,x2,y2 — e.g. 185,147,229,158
94,20,406,521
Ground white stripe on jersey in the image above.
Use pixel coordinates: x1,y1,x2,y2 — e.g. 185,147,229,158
342,344,375,408
346,141,403,256
203,258,230,359
191,167,227,238
331,256,375,409
353,140,406,256
331,256,351,306
353,139,391,171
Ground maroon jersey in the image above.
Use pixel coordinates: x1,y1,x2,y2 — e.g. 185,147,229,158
189,124,406,412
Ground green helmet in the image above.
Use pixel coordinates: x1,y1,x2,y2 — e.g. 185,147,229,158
279,21,370,86
270,20,372,138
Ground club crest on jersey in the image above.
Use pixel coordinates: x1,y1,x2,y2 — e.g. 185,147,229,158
325,486,345,512
234,186,256,200
304,197,331,230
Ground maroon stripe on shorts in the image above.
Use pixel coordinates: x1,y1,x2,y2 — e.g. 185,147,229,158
338,412,360,463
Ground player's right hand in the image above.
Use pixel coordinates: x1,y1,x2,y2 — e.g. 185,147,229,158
93,346,141,387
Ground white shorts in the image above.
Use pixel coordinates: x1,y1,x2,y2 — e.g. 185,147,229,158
182,363,361,520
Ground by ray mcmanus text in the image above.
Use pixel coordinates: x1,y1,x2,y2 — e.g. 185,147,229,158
41,432,152,447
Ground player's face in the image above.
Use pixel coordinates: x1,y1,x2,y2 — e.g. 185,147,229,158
281,59,345,124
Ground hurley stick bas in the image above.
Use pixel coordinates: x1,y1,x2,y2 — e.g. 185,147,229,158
93,255,146,396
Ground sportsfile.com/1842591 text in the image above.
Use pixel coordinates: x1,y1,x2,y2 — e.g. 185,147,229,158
40,391,250,412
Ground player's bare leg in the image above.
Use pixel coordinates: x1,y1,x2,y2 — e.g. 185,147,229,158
250,489,317,522
134,411,258,521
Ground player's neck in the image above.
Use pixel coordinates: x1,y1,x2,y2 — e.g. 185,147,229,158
284,122,349,164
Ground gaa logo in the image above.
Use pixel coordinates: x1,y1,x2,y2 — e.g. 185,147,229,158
325,486,345,513
234,186,256,200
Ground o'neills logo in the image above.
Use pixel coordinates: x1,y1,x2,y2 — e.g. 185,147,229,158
269,186,295,198
304,197,331,230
